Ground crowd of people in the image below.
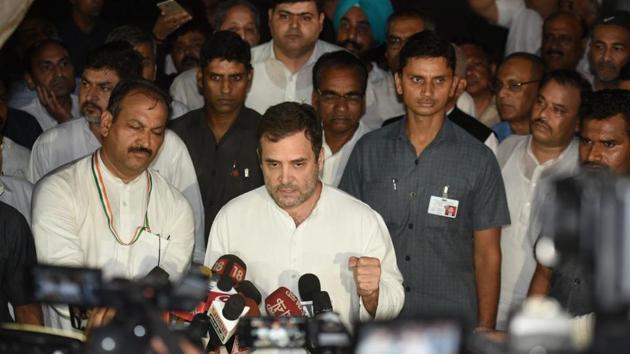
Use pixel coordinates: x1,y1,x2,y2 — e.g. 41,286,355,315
2,0,630,348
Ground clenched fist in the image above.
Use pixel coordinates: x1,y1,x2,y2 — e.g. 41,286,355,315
348,256,381,298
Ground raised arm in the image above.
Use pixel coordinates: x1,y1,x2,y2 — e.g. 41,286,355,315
468,0,499,24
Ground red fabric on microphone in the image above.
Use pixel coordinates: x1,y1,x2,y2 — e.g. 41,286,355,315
264,287,304,317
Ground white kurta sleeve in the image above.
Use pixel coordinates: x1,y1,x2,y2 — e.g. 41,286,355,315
27,137,50,184
358,211,405,321
204,207,231,268
32,175,84,267
155,130,206,263
160,191,195,278
495,0,525,28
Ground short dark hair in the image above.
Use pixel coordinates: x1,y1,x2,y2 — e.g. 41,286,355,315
397,30,455,73
386,9,435,33
271,0,323,13
167,20,210,50
313,50,368,93
540,70,592,116
502,52,545,81
200,31,252,71
106,25,155,53
580,89,630,137
455,38,495,66
213,0,260,31
85,41,143,81
107,79,172,121
544,11,588,39
258,102,322,158
25,39,71,74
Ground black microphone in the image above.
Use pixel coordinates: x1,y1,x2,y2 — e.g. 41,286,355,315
313,291,333,316
184,313,211,350
298,273,321,317
236,280,262,305
207,294,248,351
309,291,352,352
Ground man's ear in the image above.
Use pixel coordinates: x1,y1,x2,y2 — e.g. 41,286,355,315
196,67,203,93
394,72,403,96
317,147,324,171
455,76,467,98
100,110,114,138
311,89,319,108
317,12,325,33
25,72,36,90
449,75,462,98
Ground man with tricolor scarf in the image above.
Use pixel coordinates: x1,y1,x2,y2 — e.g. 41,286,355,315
32,79,194,331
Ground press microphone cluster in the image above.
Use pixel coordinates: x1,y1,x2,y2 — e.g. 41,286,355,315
175,260,352,353
170,254,261,353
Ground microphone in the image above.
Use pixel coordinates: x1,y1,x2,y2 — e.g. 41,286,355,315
313,291,333,316
207,294,249,351
173,275,237,322
227,293,261,354
264,287,304,317
236,280,262,305
184,313,211,349
298,273,320,317
212,254,247,285
308,291,352,352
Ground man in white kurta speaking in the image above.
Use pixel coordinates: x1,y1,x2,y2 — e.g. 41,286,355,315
32,79,194,330
205,102,404,329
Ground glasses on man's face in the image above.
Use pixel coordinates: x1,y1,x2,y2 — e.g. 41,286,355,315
491,79,541,93
316,89,364,105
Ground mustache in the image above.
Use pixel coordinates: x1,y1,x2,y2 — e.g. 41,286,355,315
128,146,153,156
581,161,609,171
180,56,199,66
275,183,297,191
532,118,550,130
545,49,564,56
340,40,361,51
596,60,618,70
81,101,101,111
285,28,302,36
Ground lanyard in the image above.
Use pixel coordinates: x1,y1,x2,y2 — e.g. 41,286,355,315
91,152,152,246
